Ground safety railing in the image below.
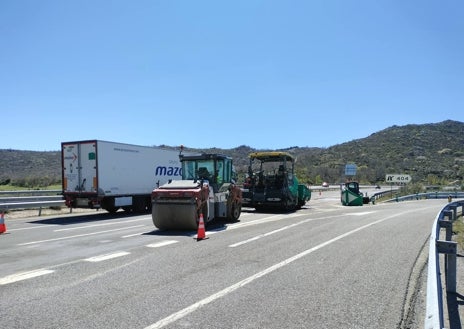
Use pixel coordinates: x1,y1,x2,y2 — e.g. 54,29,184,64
425,200,464,329
385,192,464,203
0,190,65,216
0,189,61,196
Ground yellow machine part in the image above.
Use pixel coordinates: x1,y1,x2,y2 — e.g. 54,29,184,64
152,203,198,230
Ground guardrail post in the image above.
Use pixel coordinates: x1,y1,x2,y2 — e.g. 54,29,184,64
448,205,458,221
439,220,453,242
436,240,457,293
443,210,454,222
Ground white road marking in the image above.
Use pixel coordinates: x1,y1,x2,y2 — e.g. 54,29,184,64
84,251,131,262
54,218,147,231
122,232,146,238
146,240,179,248
17,225,146,246
192,230,219,239
227,214,288,229
7,225,60,232
143,215,398,329
0,269,54,285
229,216,320,247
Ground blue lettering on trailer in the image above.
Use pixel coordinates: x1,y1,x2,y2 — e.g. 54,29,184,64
155,166,182,176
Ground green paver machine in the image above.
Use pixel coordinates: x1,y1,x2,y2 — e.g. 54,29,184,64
242,151,311,211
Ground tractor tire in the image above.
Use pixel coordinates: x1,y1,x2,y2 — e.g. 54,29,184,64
229,200,241,221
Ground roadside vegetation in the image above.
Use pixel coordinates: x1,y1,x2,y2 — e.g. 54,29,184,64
453,219,464,252
0,120,462,190
0,184,61,192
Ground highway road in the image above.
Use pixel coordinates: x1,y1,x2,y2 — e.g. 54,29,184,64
0,190,447,329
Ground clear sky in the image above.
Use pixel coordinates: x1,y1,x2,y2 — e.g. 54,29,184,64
1,0,462,151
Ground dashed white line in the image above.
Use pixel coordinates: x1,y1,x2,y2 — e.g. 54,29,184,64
347,211,375,216
229,216,320,247
0,269,54,285
7,225,60,232
84,251,131,262
146,240,179,248
17,225,146,246
122,232,146,238
54,218,147,232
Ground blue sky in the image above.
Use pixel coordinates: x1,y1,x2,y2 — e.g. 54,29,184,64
1,0,462,151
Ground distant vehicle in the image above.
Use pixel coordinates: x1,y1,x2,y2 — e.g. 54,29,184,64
322,182,329,188
375,185,381,189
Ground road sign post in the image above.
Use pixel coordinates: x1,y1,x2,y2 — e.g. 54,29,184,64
385,174,412,199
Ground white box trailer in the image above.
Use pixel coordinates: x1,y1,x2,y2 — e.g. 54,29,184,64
62,140,182,213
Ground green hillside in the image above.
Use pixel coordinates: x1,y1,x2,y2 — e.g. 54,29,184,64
1,120,462,188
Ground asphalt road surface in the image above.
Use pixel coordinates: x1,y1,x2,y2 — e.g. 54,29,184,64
0,190,447,329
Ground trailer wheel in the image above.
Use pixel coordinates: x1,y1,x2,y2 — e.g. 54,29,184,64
133,197,147,213
101,198,119,214
105,206,119,214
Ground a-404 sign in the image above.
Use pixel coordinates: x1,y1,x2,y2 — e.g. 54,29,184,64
385,174,412,183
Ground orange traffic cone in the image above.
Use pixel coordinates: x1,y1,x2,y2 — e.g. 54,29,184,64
0,212,6,234
196,213,208,241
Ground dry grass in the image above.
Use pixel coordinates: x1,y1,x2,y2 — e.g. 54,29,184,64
453,218,464,252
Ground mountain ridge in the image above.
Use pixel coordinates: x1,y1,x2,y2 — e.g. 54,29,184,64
1,120,462,187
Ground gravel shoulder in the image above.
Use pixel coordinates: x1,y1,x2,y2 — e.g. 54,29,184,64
3,207,98,220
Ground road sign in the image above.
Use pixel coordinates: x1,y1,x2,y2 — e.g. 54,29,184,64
385,174,412,184
345,164,357,176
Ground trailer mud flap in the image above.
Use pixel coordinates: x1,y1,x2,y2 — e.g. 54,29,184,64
152,203,198,230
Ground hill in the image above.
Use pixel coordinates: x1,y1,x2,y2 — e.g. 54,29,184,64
0,149,61,187
1,120,463,188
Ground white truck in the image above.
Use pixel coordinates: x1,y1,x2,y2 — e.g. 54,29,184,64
61,140,182,213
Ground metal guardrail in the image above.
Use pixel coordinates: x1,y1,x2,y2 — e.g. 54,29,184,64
385,192,464,203
369,190,394,202
0,190,65,216
0,195,64,203
425,200,464,329
0,189,61,196
1,200,66,216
